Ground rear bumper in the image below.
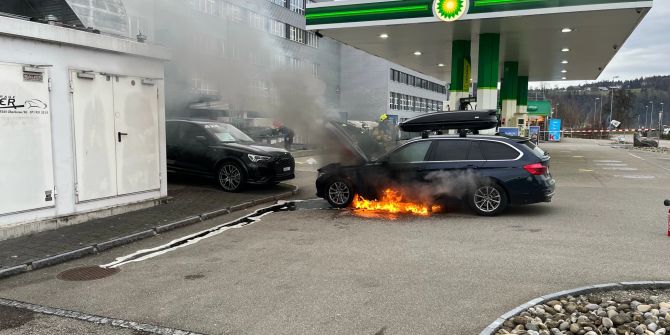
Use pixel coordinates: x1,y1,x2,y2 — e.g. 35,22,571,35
509,175,556,205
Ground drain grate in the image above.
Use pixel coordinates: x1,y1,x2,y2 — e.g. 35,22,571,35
57,266,120,281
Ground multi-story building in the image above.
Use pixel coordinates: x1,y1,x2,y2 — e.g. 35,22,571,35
339,44,448,124
121,0,341,135
122,0,447,128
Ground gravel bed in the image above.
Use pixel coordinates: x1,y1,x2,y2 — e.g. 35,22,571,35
497,289,670,335
632,147,669,154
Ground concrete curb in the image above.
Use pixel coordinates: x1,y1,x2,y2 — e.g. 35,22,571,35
31,247,96,270
0,298,204,335
479,281,670,335
0,184,299,280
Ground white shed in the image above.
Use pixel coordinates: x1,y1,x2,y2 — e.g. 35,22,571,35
0,15,171,240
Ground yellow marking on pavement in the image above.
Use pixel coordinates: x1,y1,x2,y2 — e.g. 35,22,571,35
572,156,584,158
579,169,593,172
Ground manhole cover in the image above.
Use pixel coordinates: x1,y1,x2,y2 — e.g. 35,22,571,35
57,266,120,281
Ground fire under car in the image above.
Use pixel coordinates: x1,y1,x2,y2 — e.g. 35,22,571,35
316,111,556,216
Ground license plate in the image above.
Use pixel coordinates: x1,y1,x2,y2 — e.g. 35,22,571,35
283,167,291,172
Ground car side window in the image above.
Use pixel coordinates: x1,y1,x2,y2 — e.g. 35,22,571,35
480,141,520,160
166,122,180,145
468,141,484,160
430,140,470,161
180,124,208,146
388,140,432,163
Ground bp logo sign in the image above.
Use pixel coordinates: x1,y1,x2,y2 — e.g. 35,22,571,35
433,0,468,22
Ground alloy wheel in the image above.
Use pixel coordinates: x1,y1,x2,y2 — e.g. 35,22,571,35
328,181,351,206
219,164,242,191
473,186,502,213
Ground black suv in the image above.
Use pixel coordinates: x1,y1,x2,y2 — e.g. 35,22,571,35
166,120,295,192
316,120,555,216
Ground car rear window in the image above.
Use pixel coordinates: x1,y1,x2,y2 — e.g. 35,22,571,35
480,141,520,160
521,141,547,158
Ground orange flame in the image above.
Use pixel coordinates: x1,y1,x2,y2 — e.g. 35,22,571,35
352,188,441,217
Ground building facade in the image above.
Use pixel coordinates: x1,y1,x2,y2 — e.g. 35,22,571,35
339,44,448,123
0,2,170,238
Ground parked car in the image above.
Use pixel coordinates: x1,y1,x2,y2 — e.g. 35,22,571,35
316,119,555,216
166,120,295,192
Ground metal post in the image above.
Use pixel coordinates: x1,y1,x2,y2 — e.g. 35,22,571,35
650,101,655,135
645,105,649,132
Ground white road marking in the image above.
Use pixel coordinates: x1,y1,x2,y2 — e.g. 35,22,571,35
101,204,289,268
629,153,670,173
596,163,628,166
602,167,638,171
594,160,622,163
613,175,656,179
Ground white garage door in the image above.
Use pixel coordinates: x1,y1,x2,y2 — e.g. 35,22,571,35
114,77,160,195
0,63,54,215
71,72,117,202
72,72,160,202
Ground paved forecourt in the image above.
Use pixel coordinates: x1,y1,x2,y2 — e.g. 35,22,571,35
0,139,669,334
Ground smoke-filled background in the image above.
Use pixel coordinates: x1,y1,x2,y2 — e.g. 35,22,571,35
122,0,340,145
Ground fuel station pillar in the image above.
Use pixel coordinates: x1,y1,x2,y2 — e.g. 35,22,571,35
476,34,500,111
500,61,519,127
449,40,471,111
516,76,529,127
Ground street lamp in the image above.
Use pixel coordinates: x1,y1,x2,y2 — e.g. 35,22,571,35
650,101,654,133
660,102,665,140
645,105,649,131
609,76,619,128
594,98,600,129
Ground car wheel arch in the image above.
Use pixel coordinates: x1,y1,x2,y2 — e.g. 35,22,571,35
213,157,248,175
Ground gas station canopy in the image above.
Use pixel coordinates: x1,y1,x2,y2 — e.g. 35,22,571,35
307,0,653,82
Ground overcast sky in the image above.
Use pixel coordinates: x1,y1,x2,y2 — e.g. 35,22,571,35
530,1,669,88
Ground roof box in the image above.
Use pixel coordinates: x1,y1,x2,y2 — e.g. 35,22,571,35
398,110,498,132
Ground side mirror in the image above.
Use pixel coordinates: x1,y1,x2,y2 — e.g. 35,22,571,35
195,135,208,145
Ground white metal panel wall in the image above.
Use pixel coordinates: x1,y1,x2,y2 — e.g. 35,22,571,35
0,63,54,215
114,77,160,195
71,72,117,202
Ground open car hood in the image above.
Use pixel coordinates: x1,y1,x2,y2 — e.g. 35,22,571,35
324,121,385,163
399,110,498,132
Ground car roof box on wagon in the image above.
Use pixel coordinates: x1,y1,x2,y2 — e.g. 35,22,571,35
398,110,498,132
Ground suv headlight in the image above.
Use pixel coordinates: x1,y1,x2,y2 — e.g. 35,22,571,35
248,154,272,162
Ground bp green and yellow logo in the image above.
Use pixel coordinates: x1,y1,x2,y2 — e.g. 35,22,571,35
433,0,468,22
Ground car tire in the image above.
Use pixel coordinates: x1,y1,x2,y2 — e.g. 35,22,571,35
468,183,508,216
217,162,246,192
325,177,355,209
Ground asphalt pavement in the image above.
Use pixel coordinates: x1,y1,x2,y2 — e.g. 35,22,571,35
1,139,669,335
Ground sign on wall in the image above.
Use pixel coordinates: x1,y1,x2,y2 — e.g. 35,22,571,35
0,63,54,215
434,0,469,22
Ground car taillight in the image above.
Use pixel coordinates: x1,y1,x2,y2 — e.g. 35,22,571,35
524,163,548,176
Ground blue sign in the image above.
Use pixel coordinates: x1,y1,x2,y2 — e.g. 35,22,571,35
499,127,520,137
549,119,562,142
529,126,541,144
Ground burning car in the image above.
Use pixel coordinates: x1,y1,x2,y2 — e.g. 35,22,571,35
316,111,555,216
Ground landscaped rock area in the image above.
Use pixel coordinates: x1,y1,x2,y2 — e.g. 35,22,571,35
497,289,670,335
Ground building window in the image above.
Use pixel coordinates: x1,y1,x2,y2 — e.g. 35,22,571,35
312,63,320,77
267,0,287,7
289,26,304,43
248,12,265,30
268,20,286,38
306,31,319,48
290,0,305,15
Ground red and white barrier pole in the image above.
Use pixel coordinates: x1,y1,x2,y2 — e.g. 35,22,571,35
665,200,670,237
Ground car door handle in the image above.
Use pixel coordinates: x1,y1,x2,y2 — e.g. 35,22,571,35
118,132,128,142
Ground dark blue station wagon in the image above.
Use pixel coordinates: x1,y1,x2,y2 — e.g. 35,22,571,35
316,122,555,216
